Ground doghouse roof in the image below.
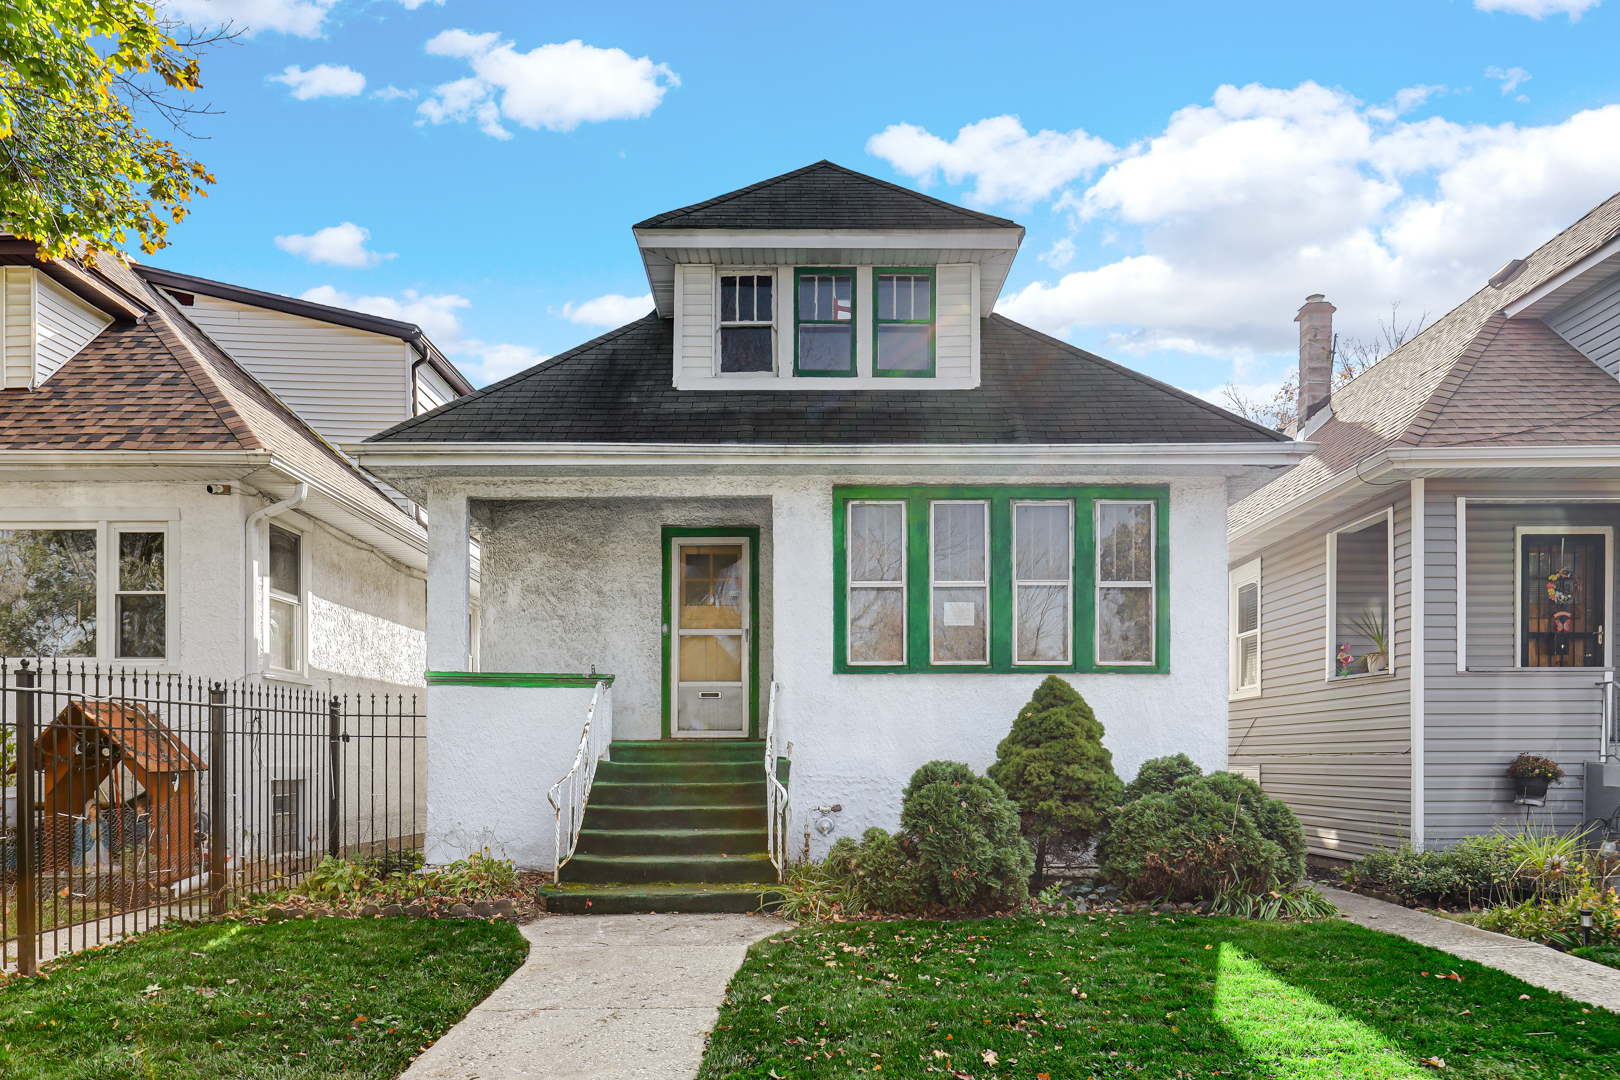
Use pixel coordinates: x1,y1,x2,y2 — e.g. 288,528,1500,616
38,700,207,775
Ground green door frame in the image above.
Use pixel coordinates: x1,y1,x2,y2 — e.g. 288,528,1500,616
661,526,761,740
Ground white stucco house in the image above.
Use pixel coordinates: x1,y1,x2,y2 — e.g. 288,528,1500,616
349,162,1311,909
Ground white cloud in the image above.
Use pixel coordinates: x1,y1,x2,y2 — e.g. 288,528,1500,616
980,83,1620,361
867,116,1117,207
300,286,546,386
1475,0,1600,19
1040,237,1076,270
394,0,443,7
562,293,653,327
372,85,418,101
418,31,679,138
1485,66,1532,97
1365,83,1447,122
274,222,395,268
162,0,338,38
268,63,365,100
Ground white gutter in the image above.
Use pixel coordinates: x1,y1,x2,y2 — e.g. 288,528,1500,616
345,440,1314,472
243,483,306,678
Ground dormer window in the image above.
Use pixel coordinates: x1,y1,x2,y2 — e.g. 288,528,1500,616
876,269,934,377
795,269,855,377
718,273,774,373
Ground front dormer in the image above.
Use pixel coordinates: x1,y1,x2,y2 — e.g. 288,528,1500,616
633,161,1024,390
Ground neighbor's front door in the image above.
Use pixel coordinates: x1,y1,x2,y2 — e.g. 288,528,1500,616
672,537,750,737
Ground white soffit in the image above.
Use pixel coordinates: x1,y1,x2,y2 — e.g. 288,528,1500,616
635,227,1024,318
1505,235,1620,319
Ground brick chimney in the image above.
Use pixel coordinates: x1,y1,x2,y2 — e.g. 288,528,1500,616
1295,293,1336,424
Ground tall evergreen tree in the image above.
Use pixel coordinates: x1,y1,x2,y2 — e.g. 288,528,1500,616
989,675,1123,880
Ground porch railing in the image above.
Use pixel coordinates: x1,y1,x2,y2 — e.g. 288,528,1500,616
547,680,613,884
765,680,790,881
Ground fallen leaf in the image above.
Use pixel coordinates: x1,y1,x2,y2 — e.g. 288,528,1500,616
1519,994,1531,1001
776,1006,790,1014
982,1049,998,1065
762,995,772,1003
1421,1057,1446,1069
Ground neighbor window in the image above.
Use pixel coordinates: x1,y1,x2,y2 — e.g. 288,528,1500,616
1519,530,1608,668
875,269,933,376
270,779,304,854
1329,512,1392,678
1096,501,1156,665
268,524,302,673
795,268,854,375
718,273,773,374
931,501,989,664
1230,558,1261,696
116,531,166,658
0,528,97,657
833,486,1168,674
846,501,906,665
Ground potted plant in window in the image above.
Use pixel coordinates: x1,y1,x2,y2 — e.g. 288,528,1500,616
1506,752,1564,805
1349,607,1389,674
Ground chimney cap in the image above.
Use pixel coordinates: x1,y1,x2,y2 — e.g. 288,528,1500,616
1488,258,1527,289
1305,293,1325,303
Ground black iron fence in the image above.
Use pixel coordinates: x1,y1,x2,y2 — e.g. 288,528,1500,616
1,659,424,974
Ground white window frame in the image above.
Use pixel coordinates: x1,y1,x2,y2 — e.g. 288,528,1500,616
713,268,777,377
1012,499,1073,666
929,499,990,666
1095,499,1157,667
1512,525,1613,670
845,500,907,667
0,509,179,666
1324,507,1396,682
1229,557,1262,699
264,520,309,680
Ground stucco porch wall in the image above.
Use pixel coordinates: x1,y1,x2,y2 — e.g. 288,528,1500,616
452,472,1229,864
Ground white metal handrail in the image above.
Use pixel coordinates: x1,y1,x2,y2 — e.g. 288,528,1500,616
547,680,613,884
764,680,790,880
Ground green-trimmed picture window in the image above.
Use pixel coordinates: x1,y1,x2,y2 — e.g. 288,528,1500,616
833,486,1169,674
874,268,934,376
795,268,854,376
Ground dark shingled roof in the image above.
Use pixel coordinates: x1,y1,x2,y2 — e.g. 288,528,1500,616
634,161,1019,232
367,313,1288,446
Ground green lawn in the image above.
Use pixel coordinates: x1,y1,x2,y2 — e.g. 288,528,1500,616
0,916,527,1079
699,914,1620,1079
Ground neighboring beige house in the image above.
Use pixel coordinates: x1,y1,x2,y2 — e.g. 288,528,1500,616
1227,190,1620,862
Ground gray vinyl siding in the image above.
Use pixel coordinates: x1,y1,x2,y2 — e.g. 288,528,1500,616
1423,481,1617,846
1230,491,1413,859
1546,272,1620,378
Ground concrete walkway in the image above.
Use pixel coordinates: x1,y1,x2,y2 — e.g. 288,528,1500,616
399,913,784,1080
1324,886,1620,1012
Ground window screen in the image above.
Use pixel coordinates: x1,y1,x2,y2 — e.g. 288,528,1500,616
796,271,854,374
719,273,773,373
931,501,988,663
847,502,906,664
1521,533,1606,667
1097,501,1155,664
875,271,933,374
1014,502,1071,663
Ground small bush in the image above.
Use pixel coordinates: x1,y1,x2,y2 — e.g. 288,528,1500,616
848,827,927,912
1479,882,1620,949
1120,754,1202,804
1571,944,1620,970
901,760,1034,910
988,676,1123,878
1098,768,1306,902
1346,836,1518,905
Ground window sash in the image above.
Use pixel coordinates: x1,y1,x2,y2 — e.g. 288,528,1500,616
1013,501,1072,665
115,530,166,659
1233,578,1260,691
794,267,855,377
874,268,934,377
847,501,907,666
1328,512,1392,679
718,273,773,325
1095,500,1156,666
930,500,989,665
266,525,303,674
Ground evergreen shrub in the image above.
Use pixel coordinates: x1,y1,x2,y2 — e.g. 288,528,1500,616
1098,766,1307,901
988,675,1123,877
900,760,1035,909
1120,753,1202,804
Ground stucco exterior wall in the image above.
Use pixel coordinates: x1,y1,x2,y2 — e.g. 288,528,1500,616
450,472,1230,866
305,517,427,696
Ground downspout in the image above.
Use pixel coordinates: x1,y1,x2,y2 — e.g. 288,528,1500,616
244,483,308,678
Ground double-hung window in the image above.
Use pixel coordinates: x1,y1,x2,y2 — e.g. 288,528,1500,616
1230,558,1261,696
1096,501,1157,665
875,269,933,376
795,268,854,376
267,524,303,674
718,273,773,373
835,487,1166,673
1327,511,1392,679
116,530,166,659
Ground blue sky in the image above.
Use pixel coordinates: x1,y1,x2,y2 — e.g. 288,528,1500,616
152,0,1620,398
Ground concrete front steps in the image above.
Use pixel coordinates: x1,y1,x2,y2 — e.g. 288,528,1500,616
543,739,781,914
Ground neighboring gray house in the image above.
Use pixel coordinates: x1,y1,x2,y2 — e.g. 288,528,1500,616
1228,190,1620,861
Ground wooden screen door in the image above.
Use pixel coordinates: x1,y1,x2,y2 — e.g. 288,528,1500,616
1521,532,1607,667
672,536,750,738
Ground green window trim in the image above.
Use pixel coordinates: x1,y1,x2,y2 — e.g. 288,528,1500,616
832,485,1170,675
873,267,935,378
793,267,856,377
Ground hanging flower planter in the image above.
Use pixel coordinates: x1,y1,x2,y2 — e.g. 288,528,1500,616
1506,752,1563,806
1512,776,1550,804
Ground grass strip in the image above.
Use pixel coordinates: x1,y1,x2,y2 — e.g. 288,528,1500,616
0,916,527,1079
699,913,1620,1079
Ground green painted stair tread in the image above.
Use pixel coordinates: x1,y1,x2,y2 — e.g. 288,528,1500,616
560,852,777,885
539,884,783,915
609,740,765,763
596,759,763,783
589,780,766,807
575,826,767,857
585,804,767,831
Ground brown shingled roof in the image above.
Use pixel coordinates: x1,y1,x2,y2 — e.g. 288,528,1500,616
1230,189,1620,532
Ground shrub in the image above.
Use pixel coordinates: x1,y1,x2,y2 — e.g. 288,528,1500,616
988,676,1123,879
1120,754,1202,804
901,760,1034,910
1097,768,1306,902
1479,882,1620,948
1347,836,1518,905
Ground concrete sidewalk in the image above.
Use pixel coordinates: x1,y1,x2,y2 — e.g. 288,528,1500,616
1324,886,1620,1012
399,913,784,1080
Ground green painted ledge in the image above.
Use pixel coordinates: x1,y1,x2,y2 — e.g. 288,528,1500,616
425,671,616,688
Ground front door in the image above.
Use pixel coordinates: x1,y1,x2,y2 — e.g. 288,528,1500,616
672,536,750,738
